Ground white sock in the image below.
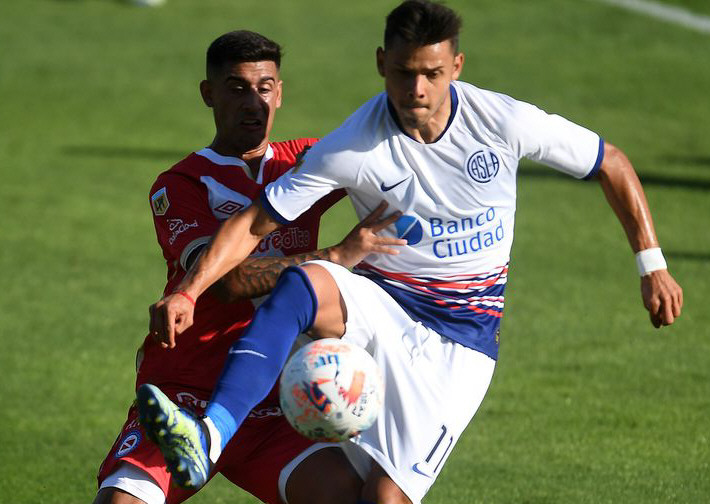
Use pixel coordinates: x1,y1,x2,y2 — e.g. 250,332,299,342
202,416,223,464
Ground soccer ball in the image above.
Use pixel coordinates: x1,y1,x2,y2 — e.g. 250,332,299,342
279,339,384,441
127,0,166,6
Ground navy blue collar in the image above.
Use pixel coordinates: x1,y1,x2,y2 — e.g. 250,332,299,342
386,84,459,143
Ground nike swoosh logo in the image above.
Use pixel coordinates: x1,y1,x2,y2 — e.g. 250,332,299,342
380,176,411,192
228,349,268,359
411,463,433,478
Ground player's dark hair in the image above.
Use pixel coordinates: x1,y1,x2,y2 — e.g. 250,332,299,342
384,0,462,52
206,30,282,78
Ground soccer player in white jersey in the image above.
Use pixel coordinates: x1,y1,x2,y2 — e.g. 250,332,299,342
138,1,683,503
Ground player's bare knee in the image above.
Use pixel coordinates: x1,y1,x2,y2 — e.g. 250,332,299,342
300,264,347,338
361,464,412,504
370,483,412,504
93,488,147,504
300,263,337,298
286,447,362,504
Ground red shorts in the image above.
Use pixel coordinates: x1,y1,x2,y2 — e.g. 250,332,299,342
97,385,314,504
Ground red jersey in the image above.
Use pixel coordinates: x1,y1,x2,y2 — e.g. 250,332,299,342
137,139,342,394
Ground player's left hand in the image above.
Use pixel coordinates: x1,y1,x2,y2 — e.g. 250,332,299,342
641,269,683,328
328,200,407,269
148,291,196,348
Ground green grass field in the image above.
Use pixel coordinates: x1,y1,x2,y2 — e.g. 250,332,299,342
1,0,708,502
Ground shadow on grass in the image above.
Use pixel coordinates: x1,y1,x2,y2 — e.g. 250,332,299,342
658,155,710,168
62,145,185,161
665,251,710,262
519,169,710,191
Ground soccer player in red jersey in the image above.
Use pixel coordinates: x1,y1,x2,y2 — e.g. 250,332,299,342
94,30,401,504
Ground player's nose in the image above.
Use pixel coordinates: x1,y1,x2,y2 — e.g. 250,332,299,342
241,88,264,111
407,74,427,99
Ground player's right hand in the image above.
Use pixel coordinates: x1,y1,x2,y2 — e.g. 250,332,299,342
148,292,196,348
641,269,683,328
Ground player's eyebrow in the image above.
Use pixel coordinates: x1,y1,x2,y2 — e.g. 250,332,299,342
224,75,277,84
393,63,445,73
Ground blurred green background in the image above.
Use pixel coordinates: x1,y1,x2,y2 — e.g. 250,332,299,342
1,0,708,502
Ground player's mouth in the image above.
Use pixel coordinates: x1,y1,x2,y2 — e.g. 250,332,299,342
402,102,428,112
240,118,264,130
401,106,428,119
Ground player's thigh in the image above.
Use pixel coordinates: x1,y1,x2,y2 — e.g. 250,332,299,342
299,262,347,339
96,388,207,504
285,446,362,504
299,260,406,349
96,462,176,504
96,407,171,500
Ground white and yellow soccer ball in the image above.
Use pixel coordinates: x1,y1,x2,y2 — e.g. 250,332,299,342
280,339,384,441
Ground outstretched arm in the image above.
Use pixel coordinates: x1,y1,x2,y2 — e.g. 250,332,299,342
597,142,683,328
211,201,404,301
150,200,405,347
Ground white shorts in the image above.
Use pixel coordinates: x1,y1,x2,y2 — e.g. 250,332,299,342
306,261,496,504
99,463,166,504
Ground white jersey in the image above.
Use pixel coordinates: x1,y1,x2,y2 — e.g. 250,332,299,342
263,80,603,359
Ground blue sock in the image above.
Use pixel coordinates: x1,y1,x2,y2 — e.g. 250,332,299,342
205,266,318,452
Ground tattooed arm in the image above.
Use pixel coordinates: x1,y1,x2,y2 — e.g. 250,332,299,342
208,201,406,302
210,249,334,302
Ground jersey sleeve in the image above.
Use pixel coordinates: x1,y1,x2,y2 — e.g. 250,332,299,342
262,128,364,223
149,173,220,270
311,188,347,216
496,93,604,179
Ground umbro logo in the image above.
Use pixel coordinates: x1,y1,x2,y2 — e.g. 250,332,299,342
380,175,412,192
215,200,245,215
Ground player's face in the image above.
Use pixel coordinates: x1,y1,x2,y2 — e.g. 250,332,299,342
201,60,282,157
377,39,463,141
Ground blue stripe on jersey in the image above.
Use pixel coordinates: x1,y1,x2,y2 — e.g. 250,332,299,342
434,85,459,143
583,137,605,180
356,268,504,360
260,191,292,225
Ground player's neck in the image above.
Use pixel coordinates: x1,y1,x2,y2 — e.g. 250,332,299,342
403,122,445,144
209,139,269,178
240,148,267,178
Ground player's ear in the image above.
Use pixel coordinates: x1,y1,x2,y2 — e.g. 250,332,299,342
200,80,213,108
376,47,386,77
452,52,464,81
275,79,283,109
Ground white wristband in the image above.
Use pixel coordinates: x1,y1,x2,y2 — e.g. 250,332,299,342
635,247,667,276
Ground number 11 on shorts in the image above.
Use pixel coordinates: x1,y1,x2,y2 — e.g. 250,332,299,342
411,425,454,478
